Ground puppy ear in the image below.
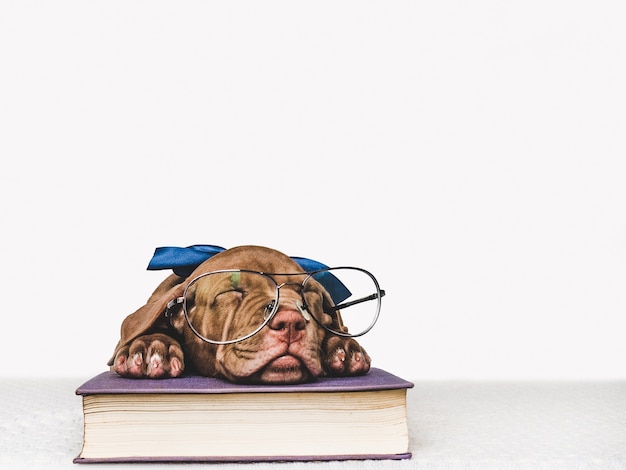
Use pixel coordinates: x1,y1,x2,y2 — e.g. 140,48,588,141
321,289,349,334
107,274,186,366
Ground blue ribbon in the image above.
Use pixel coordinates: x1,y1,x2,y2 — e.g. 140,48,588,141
147,245,227,276
147,245,351,304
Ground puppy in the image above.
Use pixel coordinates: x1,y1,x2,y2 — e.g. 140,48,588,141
109,246,372,384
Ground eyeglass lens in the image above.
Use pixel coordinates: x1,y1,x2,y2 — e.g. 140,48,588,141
305,267,382,337
182,268,381,343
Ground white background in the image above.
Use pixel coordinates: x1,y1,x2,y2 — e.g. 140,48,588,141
1,1,624,381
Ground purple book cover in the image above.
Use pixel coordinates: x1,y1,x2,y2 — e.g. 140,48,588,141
75,367,414,395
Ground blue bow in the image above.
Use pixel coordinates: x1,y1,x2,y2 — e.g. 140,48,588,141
147,245,351,304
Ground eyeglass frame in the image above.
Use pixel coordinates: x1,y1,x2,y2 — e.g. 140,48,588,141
165,266,385,345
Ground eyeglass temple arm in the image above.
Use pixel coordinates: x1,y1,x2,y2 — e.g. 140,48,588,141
329,289,385,311
165,297,184,319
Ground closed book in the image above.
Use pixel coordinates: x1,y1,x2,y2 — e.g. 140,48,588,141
74,368,413,463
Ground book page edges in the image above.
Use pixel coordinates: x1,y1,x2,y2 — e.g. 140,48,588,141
78,389,409,460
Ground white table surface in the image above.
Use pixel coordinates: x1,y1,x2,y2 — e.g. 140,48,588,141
1,377,625,469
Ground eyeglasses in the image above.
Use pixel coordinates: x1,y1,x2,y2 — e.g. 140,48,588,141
165,267,385,345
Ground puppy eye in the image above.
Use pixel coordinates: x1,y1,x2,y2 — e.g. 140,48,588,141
213,290,244,309
303,291,322,309
216,289,244,298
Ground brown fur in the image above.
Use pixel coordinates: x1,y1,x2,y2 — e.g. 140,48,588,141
109,246,371,384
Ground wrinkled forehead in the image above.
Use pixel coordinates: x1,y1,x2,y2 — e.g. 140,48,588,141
190,270,322,293
190,246,306,277
181,246,334,303
188,271,277,298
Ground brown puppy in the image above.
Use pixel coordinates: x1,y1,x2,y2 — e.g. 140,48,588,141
109,246,372,384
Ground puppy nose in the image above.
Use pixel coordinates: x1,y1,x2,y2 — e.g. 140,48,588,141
268,309,306,343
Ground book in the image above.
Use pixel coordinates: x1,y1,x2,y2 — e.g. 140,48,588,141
74,368,413,463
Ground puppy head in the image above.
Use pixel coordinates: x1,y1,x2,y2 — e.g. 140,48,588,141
168,246,337,384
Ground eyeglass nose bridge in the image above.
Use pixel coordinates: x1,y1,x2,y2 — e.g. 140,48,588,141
271,281,311,322
276,280,303,290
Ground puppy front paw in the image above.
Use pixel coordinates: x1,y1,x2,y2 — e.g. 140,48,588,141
114,333,184,379
323,336,371,377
